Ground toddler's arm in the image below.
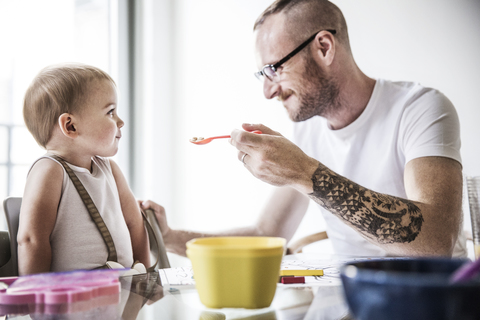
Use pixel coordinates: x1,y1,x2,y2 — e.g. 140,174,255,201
110,160,150,267
17,158,63,275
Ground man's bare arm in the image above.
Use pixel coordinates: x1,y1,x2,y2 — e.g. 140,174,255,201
140,187,309,256
231,124,463,257
307,156,462,256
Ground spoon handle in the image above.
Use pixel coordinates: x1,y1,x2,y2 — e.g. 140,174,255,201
209,130,262,140
209,135,231,140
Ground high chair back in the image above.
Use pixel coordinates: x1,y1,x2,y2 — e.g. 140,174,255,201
467,176,480,260
0,197,21,277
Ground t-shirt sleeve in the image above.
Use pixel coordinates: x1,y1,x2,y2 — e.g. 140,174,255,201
399,88,462,165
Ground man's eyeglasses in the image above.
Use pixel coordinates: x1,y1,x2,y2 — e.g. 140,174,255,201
254,29,336,83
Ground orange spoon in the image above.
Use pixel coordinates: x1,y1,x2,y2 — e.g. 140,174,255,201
190,130,262,145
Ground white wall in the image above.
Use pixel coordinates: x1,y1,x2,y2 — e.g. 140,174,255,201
137,0,480,260
338,0,480,176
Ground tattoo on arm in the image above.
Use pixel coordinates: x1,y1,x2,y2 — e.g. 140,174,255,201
308,164,423,244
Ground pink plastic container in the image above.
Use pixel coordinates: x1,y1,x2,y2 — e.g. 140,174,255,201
0,269,121,306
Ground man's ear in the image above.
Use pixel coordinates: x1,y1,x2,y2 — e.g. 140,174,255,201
312,31,335,66
58,113,78,139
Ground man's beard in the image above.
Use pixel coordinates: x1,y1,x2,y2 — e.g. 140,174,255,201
287,53,340,122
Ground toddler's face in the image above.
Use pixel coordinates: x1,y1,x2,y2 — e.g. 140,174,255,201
75,79,123,157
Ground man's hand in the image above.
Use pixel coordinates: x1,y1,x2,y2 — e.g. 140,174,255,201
138,199,250,256
230,123,319,194
138,200,172,243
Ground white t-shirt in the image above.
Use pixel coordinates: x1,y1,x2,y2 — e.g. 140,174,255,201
293,79,466,257
29,155,135,271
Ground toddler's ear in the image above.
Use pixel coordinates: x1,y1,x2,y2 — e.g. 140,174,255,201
58,113,78,139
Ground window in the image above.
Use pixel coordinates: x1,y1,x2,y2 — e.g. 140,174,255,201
0,0,123,229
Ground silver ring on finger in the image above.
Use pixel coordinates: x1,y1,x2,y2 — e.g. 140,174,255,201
241,153,248,165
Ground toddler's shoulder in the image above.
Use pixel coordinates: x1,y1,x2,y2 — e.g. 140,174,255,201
26,156,64,190
29,156,64,176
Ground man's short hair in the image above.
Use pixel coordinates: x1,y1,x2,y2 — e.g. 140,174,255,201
254,0,295,30
23,63,114,148
254,0,350,51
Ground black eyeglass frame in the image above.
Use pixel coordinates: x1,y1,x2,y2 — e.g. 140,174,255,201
254,29,336,82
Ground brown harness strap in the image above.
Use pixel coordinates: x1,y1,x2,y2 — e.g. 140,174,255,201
50,154,118,263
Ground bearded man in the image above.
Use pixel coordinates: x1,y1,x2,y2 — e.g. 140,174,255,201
143,0,466,258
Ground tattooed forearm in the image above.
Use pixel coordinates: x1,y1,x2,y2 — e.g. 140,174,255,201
308,164,423,244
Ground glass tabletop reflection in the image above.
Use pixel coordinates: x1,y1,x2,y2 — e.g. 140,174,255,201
1,255,353,320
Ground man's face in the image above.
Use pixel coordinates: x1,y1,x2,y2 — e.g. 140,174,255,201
254,17,339,122
290,52,339,122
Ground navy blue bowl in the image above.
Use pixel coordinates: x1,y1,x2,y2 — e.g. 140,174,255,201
340,258,480,320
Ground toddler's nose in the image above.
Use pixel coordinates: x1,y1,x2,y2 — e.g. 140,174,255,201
118,118,124,128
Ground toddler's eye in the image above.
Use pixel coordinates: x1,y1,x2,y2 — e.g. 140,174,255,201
107,108,115,116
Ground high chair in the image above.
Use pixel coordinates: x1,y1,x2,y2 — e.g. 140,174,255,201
0,197,170,277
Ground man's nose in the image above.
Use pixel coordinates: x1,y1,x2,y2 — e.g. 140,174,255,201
263,79,280,100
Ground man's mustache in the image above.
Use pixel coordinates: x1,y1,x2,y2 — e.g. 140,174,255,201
277,89,294,101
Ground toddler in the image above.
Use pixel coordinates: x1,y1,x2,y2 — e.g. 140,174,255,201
18,63,150,275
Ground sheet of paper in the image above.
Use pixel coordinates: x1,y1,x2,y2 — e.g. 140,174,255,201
280,259,343,286
158,257,396,287
159,266,195,287
280,257,405,286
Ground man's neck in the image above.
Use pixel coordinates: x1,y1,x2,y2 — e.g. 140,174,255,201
326,70,376,130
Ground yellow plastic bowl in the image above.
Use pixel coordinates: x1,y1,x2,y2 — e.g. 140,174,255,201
186,236,286,309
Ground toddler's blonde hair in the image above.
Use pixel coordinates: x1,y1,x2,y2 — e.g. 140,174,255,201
23,63,115,148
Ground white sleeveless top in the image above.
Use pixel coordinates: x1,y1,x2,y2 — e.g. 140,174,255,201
29,154,134,271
